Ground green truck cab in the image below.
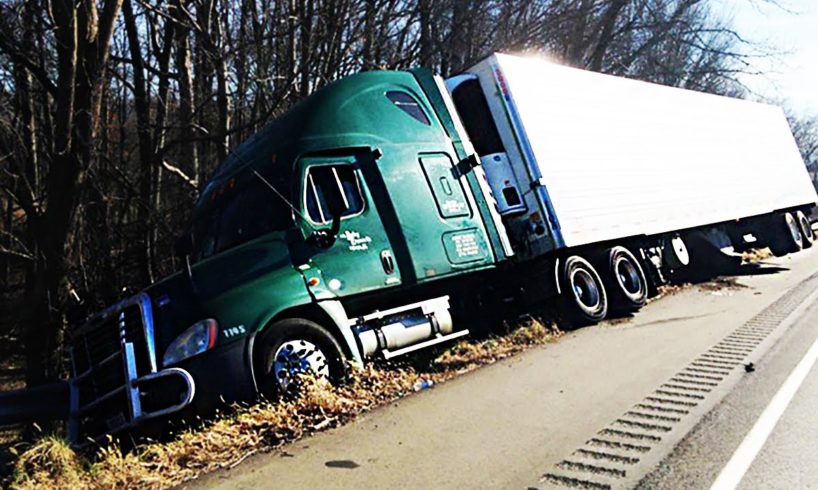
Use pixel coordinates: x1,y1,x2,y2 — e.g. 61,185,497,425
65,69,510,443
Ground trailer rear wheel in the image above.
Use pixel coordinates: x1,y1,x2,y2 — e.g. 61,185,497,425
598,246,648,313
796,210,814,249
560,256,608,326
256,318,345,401
768,212,803,257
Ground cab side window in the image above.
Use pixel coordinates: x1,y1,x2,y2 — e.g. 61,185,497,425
304,164,364,224
386,91,431,126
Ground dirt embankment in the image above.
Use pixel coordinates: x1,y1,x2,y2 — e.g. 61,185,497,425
8,320,561,490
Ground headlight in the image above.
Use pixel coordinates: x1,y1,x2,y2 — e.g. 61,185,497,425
163,319,218,366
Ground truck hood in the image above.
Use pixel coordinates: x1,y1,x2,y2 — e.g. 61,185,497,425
144,231,299,357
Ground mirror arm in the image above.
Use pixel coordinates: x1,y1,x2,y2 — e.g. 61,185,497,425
308,214,342,249
329,214,341,241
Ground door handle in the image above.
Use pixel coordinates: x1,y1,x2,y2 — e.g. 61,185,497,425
380,250,395,275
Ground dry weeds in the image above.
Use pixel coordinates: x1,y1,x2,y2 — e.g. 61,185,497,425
742,248,772,263
9,319,561,489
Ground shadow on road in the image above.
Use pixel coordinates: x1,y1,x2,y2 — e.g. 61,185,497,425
672,254,788,285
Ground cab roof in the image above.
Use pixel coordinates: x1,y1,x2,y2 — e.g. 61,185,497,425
194,69,442,219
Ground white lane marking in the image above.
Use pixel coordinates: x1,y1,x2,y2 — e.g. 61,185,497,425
710,328,818,490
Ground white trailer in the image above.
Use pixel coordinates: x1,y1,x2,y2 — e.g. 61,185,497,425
447,53,817,323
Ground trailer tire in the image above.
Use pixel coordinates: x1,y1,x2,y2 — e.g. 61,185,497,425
598,246,648,313
768,212,803,257
256,318,345,401
560,256,608,326
796,210,814,249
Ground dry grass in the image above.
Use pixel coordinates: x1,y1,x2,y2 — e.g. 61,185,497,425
653,282,689,299
742,247,772,263
9,319,561,489
11,436,82,490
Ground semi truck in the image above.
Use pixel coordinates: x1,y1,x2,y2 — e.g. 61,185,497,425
6,53,815,443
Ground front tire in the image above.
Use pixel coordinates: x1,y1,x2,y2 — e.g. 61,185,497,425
256,318,345,400
560,256,608,326
597,246,648,313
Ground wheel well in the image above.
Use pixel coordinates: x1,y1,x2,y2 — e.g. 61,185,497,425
250,304,353,390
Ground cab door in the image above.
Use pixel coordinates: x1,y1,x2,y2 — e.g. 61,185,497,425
373,86,494,284
294,154,400,297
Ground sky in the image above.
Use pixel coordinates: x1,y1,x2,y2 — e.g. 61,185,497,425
717,0,818,116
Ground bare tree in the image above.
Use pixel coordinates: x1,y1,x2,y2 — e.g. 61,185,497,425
0,0,125,385
787,110,818,170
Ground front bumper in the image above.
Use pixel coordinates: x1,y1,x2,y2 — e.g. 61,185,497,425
59,292,257,444
174,337,256,414
68,365,196,445
0,292,266,446
67,293,198,444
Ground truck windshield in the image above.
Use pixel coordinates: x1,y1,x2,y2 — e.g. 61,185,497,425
193,182,294,260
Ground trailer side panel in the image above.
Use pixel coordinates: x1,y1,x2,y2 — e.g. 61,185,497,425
468,53,817,252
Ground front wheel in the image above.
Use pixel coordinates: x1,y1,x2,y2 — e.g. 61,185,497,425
256,318,345,400
560,256,608,326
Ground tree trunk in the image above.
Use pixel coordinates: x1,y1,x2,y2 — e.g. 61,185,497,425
587,0,629,72
123,0,157,285
214,0,231,163
24,0,123,386
418,0,434,67
172,0,199,187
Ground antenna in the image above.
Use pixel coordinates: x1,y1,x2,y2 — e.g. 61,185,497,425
209,130,314,231
251,168,311,226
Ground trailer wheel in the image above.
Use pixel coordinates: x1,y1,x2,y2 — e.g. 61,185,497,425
598,246,648,313
768,212,803,257
256,318,345,400
560,256,608,325
796,210,814,249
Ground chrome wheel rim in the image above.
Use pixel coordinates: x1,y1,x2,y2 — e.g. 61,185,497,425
786,214,803,245
273,339,330,393
615,257,642,296
799,214,814,241
571,269,601,310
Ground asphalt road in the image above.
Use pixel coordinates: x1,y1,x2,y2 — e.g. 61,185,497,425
189,247,818,490
641,259,818,489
